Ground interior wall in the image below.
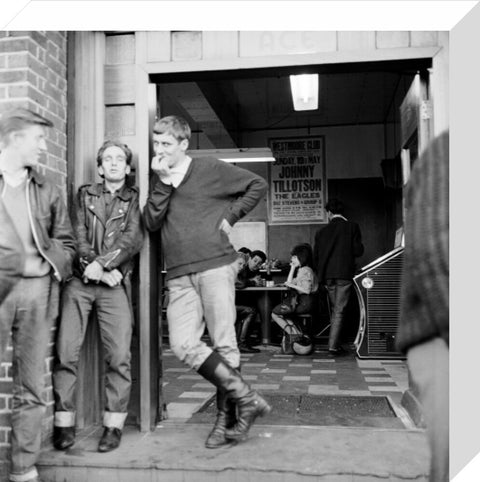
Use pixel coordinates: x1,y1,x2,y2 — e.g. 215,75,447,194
244,124,386,179
236,124,391,268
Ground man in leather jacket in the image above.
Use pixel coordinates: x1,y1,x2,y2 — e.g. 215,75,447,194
52,140,144,454
0,108,75,482
0,200,24,305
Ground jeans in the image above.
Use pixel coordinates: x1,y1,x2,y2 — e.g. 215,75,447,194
326,279,352,350
167,262,239,370
0,276,57,481
53,277,133,429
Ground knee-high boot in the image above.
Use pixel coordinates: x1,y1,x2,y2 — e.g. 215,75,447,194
204,387,237,448
198,352,271,443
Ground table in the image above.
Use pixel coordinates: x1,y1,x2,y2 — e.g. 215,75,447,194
236,286,288,344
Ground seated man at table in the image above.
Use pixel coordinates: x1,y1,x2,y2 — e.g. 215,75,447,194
238,246,251,260
238,249,266,287
235,250,266,353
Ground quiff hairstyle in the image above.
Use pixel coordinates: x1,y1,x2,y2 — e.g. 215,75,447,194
96,140,133,168
153,115,191,142
0,108,53,145
325,198,345,215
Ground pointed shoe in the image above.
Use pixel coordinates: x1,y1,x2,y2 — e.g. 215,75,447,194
98,427,122,452
53,426,76,450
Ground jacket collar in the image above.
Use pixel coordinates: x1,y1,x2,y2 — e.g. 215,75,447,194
29,167,46,185
86,182,134,201
0,167,45,185
330,214,348,222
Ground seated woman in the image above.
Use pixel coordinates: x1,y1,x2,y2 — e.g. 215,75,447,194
271,243,318,354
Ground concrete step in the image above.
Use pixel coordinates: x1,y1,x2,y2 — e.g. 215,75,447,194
38,422,429,481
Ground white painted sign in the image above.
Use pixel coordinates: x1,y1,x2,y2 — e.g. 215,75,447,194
239,31,336,57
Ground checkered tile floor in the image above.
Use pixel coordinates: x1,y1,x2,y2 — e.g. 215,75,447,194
161,344,408,420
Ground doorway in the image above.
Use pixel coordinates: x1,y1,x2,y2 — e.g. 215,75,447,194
147,60,432,419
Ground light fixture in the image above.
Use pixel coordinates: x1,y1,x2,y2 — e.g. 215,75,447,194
188,148,275,163
289,74,319,111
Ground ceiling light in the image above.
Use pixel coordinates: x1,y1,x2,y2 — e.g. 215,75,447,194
289,74,319,111
188,148,275,163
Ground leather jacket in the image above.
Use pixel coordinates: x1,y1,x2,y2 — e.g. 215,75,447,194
73,182,144,286
0,199,24,304
0,169,76,284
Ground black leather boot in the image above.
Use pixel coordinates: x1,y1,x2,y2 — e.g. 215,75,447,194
204,388,237,449
198,352,271,442
224,391,271,442
53,426,75,450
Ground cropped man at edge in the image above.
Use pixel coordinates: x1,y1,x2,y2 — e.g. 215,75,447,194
0,108,75,482
144,115,271,449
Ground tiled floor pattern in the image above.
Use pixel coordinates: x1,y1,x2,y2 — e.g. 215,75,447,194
162,344,408,420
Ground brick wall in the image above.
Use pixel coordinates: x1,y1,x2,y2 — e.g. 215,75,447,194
0,31,68,471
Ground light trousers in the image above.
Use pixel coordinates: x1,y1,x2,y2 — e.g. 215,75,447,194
167,262,240,370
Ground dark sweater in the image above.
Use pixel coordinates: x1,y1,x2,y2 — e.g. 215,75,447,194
313,217,364,282
396,131,449,353
144,156,267,281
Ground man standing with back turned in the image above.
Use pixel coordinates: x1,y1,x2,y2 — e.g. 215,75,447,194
0,108,75,482
144,115,271,449
313,198,364,356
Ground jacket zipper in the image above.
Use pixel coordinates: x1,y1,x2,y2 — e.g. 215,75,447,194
26,177,61,281
92,216,97,247
106,212,124,226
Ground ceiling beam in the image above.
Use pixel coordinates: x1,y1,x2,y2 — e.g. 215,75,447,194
161,82,237,148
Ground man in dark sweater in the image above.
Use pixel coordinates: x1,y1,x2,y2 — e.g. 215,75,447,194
396,132,449,482
144,115,271,449
313,198,364,356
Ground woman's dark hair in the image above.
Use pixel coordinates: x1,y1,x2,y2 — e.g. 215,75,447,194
291,243,313,268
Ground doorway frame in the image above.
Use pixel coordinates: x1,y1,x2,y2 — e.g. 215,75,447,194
94,31,446,431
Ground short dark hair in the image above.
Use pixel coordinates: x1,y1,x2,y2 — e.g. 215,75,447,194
238,247,252,256
96,140,133,168
0,108,53,145
291,243,313,268
153,115,191,142
250,250,267,263
325,198,344,215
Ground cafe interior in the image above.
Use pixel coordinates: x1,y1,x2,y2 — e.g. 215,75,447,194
150,59,425,351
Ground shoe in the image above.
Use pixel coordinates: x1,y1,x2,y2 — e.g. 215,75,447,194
328,346,347,357
238,342,260,354
98,427,122,452
53,426,75,450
